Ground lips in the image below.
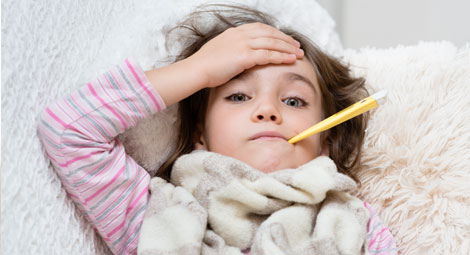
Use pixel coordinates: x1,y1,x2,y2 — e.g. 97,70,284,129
249,131,287,141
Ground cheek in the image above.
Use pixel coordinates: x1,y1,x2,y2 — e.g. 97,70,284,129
292,132,322,161
289,110,322,133
204,106,244,148
288,111,323,154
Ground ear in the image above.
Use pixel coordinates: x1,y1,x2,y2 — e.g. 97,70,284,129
193,124,208,151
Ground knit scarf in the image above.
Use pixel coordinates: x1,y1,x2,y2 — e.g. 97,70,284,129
138,150,370,255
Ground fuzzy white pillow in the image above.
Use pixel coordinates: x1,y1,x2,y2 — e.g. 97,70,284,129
344,41,470,254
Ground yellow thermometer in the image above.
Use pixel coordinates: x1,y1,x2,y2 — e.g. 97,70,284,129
288,90,387,144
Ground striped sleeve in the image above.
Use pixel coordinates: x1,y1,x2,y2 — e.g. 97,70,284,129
37,58,166,255
364,202,398,255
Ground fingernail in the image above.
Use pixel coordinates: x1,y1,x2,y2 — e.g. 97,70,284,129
298,48,304,55
294,40,301,47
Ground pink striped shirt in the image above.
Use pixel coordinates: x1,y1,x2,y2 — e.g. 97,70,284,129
38,58,396,255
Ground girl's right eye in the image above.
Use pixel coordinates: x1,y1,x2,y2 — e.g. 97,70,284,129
225,93,250,102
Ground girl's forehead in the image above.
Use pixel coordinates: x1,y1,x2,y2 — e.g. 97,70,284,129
222,59,319,92
242,59,317,81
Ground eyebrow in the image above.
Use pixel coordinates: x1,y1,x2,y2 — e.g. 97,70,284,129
282,72,317,95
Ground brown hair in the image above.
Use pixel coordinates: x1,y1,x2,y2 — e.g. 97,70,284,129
156,4,368,182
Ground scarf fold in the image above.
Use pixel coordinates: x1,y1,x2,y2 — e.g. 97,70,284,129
138,151,369,255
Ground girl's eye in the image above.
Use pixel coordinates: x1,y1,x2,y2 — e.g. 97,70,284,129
226,93,250,102
283,97,307,107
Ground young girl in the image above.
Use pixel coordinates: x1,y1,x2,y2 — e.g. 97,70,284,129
38,4,396,255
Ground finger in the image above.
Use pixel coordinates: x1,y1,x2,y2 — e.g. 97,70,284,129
251,50,298,66
243,22,300,48
249,37,304,58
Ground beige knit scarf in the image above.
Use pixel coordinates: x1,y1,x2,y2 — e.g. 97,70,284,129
138,150,370,255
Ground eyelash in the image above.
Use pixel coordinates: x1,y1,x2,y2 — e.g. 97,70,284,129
225,92,308,108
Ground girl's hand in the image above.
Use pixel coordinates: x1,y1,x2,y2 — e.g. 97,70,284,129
145,23,303,107
189,22,304,88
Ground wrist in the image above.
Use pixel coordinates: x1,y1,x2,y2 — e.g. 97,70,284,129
144,57,207,107
182,54,210,90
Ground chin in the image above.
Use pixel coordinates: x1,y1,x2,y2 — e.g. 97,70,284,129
244,148,296,173
255,159,291,173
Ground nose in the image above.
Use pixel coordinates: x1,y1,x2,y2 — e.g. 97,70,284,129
251,98,282,124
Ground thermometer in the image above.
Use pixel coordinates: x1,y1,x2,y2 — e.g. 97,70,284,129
288,90,387,144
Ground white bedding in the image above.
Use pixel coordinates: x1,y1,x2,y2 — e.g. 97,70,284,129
3,0,469,254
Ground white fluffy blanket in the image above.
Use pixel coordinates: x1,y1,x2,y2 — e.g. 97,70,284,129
2,0,470,254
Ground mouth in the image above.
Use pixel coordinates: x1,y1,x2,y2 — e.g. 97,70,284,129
249,131,287,141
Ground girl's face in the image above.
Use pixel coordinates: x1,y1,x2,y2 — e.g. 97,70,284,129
196,59,328,173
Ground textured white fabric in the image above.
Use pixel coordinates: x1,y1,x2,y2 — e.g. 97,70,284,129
139,151,369,254
343,41,470,255
1,0,341,254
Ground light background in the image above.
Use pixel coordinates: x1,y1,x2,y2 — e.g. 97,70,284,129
316,0,470,49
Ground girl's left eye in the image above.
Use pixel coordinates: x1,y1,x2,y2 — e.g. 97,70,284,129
283,97,307,107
